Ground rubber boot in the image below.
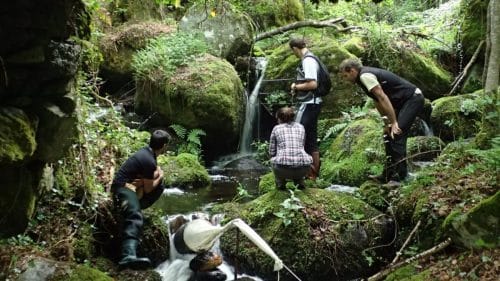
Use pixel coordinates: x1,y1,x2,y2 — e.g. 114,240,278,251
309,151,321,181
118,239,151,270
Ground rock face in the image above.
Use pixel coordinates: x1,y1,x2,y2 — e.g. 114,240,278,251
179,2,255,63
0,0,87,237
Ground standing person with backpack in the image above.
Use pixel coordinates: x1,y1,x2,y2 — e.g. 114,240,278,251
289,38,331,180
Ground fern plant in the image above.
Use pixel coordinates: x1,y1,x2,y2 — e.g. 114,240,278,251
169,124,206,157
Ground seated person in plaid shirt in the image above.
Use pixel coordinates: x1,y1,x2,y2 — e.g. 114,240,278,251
269,107,313,190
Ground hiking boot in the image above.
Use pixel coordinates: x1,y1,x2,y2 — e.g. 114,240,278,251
368,174,387,183
384,180,401,189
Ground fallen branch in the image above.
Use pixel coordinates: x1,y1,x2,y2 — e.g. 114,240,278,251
391,220,421,265
367,237,452,281
254,18,359,41
447,40,485,96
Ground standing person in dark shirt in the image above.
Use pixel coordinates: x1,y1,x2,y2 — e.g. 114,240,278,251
269,107,312,190
111,129,171,269
339,58,424,184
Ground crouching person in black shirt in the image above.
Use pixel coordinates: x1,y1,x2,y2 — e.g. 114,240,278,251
111,129,171,269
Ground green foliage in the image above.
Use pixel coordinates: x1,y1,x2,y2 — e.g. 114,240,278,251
251,140,270,166
322,106,367,141
169,124,206,157
232,183,252,202
132,32,209,82
273,190,304,226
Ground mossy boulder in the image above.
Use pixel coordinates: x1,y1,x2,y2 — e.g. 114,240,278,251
407,136,446,161
342,36,366,58
99,22,175,96
158,153,210,189
430,90,484,142
179,1,254,63
321,117,385,186
105,0,168,25
356,181,391,212
0,107,37,163
441,191,500,249
236,0,304,29
135,54,244,156
214,188,394,280
383,49,452,101
264,38,362,118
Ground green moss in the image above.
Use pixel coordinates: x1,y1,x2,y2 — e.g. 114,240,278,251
407,136,445,161
158,153,210,188
73,223,95,262
50,265,112,281
322,118,385,186
430,91,484,142
258,172,276,193
0,107,37,163
236,0,304,29
216,188,385,280
385,263,431,281
135,54,244,149
459,0,488,58
342,36,366,58
441,191,500,249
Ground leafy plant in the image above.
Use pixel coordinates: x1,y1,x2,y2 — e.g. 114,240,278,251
232,183,252,202
169,124,206,157
274,190,304,226
251,140,270,166
132,32,209,82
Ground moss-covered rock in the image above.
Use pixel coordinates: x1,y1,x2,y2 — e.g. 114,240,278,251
214,188,393,280
179,1,254,63
51,264,113,281
441,191,500,249
99,22,175,96
342,36,366,58
356,181,390,212
321,117,385,186
158,153,210,189
430,90,484,142
407,136,445,161
264,38,362,118
135,54,244,156
74,223,95,263
0,107,37,163
236,0,304,29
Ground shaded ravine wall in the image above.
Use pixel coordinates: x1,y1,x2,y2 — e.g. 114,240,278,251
0,0,89,237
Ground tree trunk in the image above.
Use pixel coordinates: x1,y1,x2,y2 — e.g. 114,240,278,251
476,0,499,148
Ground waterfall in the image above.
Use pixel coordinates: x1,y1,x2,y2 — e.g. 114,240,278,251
239,58,268,154
420,119,434,136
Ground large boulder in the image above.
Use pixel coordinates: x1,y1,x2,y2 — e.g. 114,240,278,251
407,135,446,161
441,191,500,249
214,189,394,281
264,38,362,119
0,107,37,163
237,0,304,29
321,117,385,186
430,90,484,142
158,153,210,189
179,2,255,63
99,22,175,97
135,54,244,157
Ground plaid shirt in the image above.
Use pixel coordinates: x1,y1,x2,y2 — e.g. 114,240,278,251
269,122,313,167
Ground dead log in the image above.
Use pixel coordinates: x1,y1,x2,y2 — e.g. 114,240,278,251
447,40,485,96
254,18,359,41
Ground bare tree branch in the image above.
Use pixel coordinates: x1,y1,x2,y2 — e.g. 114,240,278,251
254,18,359,41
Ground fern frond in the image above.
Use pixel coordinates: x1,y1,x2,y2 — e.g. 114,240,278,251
169,124,187,139
187,129,206,146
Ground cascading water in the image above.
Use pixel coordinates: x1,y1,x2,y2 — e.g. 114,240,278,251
239,58,268,155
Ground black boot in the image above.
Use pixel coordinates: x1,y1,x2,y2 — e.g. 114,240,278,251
118,239,151,270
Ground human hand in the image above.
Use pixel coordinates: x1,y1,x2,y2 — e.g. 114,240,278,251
390,122,402,138
154,166,164,180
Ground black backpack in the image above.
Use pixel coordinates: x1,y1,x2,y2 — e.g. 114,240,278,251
304,54,332,97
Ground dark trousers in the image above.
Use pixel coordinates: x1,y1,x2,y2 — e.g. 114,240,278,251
384,93,425,181
298,103,321,154
112,184,164,240
272,164,310,189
